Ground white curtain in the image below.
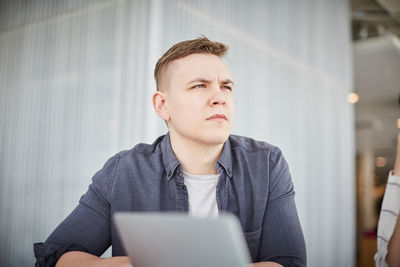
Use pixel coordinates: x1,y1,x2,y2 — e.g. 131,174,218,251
0,0,355,266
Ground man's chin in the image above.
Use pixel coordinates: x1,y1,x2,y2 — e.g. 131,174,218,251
201,132,230,146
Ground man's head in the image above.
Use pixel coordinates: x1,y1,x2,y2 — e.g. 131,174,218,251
154,37,228,91
152,37,234,146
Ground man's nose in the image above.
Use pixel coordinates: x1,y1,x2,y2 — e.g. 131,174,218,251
209,84,226,106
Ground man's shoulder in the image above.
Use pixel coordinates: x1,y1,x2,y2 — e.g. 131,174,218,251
114,135,165,164
228,134,280,154
121,135,165,154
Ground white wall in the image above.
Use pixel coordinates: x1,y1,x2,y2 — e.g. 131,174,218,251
0,0,355,266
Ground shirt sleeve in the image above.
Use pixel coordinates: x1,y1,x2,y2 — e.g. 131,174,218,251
375,171,400,267
258,148,307,267
33,154,120,267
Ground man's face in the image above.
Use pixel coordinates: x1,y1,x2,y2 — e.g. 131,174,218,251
163,53,234,146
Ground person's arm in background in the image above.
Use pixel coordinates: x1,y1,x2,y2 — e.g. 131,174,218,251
386,133,400,266
375,133,400,267
387,215,400,266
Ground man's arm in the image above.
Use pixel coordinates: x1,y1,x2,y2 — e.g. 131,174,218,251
34,200,113,266
56,252,130,267
257,148,306,266
251,262,282,267
34,155,120,266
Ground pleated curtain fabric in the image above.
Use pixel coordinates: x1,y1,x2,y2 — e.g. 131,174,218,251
0,0,354,266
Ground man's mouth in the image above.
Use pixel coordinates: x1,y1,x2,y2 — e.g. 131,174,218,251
207,114,228,121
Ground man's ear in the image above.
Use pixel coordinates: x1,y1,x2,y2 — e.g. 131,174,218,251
152,91,170,121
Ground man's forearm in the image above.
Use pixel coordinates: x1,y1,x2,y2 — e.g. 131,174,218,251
387,214,400,267
57,253,283,267
56,251,131,267
250,262,283,267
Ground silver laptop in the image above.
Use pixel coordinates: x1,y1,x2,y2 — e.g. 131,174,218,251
114,212,251,267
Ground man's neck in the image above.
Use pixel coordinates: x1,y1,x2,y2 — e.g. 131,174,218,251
169,133,224,175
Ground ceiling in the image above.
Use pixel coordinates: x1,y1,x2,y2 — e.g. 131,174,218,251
352,0,400,40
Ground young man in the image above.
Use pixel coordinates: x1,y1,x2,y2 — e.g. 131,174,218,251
34,37,306,267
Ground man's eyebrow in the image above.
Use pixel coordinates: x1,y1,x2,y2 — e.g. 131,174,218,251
221,79,234,85
186,78,234,85
187,78,211,85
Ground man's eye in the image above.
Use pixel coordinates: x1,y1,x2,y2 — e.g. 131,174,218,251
193,84,205,89
222,85,232,91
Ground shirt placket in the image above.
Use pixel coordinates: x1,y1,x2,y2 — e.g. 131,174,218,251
174,168,189,212
216,165,229,213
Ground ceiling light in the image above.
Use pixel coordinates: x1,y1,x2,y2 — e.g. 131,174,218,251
376,157,386,168
348,93,359,104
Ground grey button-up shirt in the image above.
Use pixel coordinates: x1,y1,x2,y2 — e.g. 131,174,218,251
34,133,306,266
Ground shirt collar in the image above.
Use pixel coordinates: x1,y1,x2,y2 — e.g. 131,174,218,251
216,137,233,178
161,133,233,180
160,132,181,180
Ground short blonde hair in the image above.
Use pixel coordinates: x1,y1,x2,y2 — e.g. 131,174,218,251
154,37,228,90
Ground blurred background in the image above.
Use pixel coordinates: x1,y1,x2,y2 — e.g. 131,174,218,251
0,0,398,266
352,0,400,266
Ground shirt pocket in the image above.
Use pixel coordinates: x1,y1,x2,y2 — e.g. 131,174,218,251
243,227,262,262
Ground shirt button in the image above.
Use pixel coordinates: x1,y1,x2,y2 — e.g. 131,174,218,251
179,184,185,189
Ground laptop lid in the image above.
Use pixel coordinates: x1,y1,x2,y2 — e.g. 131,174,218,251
114,212,251,267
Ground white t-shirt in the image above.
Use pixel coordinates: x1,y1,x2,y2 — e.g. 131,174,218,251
375,171,400,267
183,171,220,218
